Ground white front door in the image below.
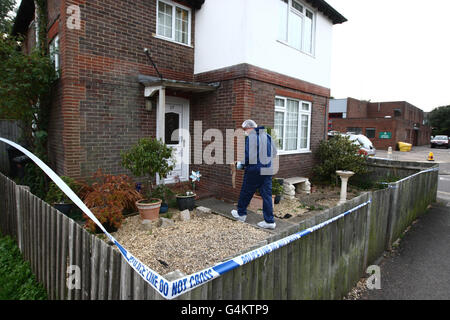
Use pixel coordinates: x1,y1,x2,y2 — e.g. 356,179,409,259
157,97,190,184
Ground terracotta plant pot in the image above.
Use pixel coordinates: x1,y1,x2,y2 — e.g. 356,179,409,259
249,194,276,212
136,198,162,221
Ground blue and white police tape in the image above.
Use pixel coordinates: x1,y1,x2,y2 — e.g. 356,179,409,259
395,166,439,184
0,137,371,300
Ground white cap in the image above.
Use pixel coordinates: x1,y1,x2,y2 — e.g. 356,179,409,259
242,119,257,129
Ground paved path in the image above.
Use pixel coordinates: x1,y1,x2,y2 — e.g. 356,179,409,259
362,145,450,299
196,198,296,236
360,203,450,300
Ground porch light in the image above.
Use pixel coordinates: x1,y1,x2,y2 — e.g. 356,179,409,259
145,97,155,112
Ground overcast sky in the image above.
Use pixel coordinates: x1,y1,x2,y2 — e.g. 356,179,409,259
326,0,450,112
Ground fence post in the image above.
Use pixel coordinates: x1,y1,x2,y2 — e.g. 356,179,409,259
362,192,373,270
15,184,29,252
385,182,399,250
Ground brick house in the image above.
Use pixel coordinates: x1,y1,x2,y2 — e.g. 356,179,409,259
329,98,432,150
12,0,346,201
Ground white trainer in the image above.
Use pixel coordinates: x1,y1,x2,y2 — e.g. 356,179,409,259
231,210,246,222
257,221,276,230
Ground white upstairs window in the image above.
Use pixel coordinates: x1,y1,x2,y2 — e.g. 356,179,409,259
278,0,315,55
157,0,191,46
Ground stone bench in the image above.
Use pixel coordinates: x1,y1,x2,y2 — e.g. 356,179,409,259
283,177,311,199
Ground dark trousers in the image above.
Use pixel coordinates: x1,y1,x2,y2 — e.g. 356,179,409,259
237,170,274,223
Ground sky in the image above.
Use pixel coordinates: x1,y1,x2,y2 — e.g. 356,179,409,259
326,0,450,112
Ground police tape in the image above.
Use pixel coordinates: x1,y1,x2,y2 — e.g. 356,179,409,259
395,166,440,184
1,137,371,299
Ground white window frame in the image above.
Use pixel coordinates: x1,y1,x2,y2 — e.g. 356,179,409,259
156,0,192,47
49,35,60,74
278,0,316,56
274,96,312,155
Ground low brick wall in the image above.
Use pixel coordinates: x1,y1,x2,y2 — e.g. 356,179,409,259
365,157,436,181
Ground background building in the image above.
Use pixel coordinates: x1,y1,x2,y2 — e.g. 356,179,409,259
329,97,432,150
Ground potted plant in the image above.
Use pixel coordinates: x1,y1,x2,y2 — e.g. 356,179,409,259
79,169,142,233
272,178,284,204
45,176,80,216
151,184,174,214
121,137,175,221
175,171,201,211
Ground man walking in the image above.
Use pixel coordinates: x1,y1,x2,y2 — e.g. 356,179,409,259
231,120,277,229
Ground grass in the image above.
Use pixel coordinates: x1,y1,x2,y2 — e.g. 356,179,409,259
0,233,47,300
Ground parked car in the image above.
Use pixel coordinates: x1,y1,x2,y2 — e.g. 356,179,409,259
329,132,377,156
347,134,377,156
430,135,449,148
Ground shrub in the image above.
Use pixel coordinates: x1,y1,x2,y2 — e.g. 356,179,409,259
45,176,80,204
151,184,175,204
0,234,47,300
79,169,142,232
313,135,368,185
121,138,175,199
272,178,284,195
21,162,48,200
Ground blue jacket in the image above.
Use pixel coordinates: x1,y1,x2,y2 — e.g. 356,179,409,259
244,126,276,174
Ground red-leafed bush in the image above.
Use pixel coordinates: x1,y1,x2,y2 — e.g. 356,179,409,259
79,169,142,232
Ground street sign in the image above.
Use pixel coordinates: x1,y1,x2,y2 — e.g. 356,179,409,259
379,132,392,139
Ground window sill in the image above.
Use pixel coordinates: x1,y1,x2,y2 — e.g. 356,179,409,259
278,150,312,156
153,34,194,48
276,40,315,58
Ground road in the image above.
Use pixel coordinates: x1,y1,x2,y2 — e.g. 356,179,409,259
360,145,450,300
376,145,450,202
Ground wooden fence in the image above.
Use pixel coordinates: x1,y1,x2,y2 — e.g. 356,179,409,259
0,162,439,300
0,120,21,174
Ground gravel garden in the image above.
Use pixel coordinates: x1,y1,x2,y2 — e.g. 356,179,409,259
39,135,382,277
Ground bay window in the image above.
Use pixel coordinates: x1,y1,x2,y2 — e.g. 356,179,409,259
157,0,191,46
278,0,315,55
274,96,312,154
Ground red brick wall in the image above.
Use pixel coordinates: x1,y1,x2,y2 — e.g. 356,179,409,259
331,118,397,150
191,64,329,201
47,0,197,179
47,0,61,27
346,97,368,118
330,117,431,150
367,101,405,119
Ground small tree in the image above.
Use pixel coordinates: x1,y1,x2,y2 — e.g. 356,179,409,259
428,105,450,136
313,135,368,185
0,0,15,34
0,35,56,146
121,138,175,200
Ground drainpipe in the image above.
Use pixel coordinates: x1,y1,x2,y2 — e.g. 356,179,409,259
324,97,329,140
